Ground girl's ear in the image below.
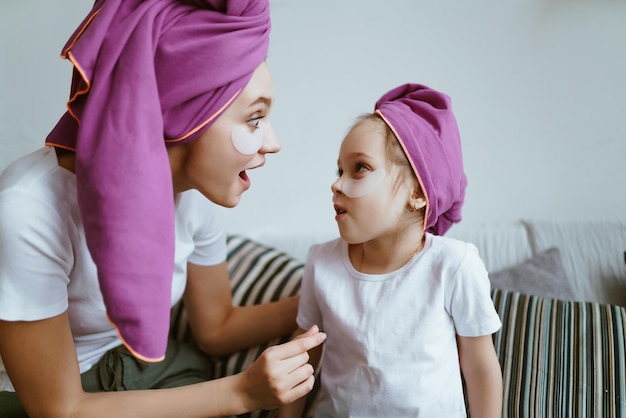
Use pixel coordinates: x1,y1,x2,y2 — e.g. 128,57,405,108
410,197,426,211
408,189,426,211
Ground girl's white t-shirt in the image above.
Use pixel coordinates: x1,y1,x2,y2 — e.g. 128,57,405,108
298,235,502,418
0,147,227,391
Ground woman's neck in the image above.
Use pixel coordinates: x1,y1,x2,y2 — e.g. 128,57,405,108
55,148,76,173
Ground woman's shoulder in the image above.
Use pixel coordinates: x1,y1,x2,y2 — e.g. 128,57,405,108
174,189,228,242
1,147,63,188
176,190,226,220
0,147,77,223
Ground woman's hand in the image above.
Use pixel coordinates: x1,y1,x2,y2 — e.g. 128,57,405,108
237,325,326,411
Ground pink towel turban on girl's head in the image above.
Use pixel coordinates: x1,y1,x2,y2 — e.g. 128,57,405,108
45,0,271,361
375,84,467,236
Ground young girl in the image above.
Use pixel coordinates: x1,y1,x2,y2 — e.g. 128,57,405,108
279,84,503,417
0,1,325,416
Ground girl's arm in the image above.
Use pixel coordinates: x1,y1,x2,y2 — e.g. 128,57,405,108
277,327,324,418
182,261,299,356
0,312,325,418
457,334,503,418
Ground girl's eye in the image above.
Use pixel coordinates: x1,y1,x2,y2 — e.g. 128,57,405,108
356,163,369,172
336,168,344,178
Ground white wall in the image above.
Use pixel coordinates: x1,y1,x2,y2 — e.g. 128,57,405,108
2,1,625,241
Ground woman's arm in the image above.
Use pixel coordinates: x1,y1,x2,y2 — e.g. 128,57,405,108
0,312,324,418
457,334,503,418
183,261,299,356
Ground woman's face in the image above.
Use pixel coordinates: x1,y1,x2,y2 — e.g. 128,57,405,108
169,61,280,207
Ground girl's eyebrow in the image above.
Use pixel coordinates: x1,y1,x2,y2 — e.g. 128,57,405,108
337,151,374,166
347,151,375,161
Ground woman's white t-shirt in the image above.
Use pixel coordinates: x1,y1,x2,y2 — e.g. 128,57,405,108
0,147,227,391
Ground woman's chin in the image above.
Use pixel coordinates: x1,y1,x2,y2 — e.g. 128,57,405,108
222,197,241,208
195,188,242,209
215,194,242,208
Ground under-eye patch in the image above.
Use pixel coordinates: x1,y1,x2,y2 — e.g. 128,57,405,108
341,169,386,198
231,125,263,155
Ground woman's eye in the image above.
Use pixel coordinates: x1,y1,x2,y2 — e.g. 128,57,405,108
248,117,262,128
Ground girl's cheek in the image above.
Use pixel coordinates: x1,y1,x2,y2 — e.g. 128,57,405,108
341,169,386,198
231,125,263,155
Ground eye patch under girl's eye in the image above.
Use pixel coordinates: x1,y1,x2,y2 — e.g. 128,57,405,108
231,125,263,155
341,168,386,198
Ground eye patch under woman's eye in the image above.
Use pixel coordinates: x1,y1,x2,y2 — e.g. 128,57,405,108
341,168,386,198
231,125,263,155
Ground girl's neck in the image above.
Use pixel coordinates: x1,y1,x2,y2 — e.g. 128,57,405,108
350,229,426,274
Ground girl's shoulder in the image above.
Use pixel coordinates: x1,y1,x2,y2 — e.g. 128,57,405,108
426,233,477,257
309,236,343,254
423,233,484,272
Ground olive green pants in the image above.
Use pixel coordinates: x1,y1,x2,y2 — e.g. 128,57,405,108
0,339,213,417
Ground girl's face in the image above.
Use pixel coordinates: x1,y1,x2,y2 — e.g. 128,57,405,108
332,120,413,244
168,61,280,207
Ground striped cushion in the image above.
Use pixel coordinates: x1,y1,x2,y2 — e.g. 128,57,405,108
492,287,626,418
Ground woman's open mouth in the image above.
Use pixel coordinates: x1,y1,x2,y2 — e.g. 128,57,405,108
239,170,250,190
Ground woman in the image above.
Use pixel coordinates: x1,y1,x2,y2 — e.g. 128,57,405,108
0,0,325,416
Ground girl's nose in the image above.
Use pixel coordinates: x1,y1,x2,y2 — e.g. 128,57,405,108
331,177,344,195
259,122,281,154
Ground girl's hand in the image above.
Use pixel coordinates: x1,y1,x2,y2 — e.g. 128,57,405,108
238,325,326,411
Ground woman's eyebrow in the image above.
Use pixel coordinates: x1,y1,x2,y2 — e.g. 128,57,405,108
250,96,272,107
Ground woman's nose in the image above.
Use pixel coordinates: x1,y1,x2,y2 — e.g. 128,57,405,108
259,122,281,154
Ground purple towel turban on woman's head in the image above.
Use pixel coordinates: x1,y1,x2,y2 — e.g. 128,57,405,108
45,0,271,361
375,84,467,236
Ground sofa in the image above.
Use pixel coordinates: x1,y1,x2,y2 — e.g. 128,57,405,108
171,218,626,418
